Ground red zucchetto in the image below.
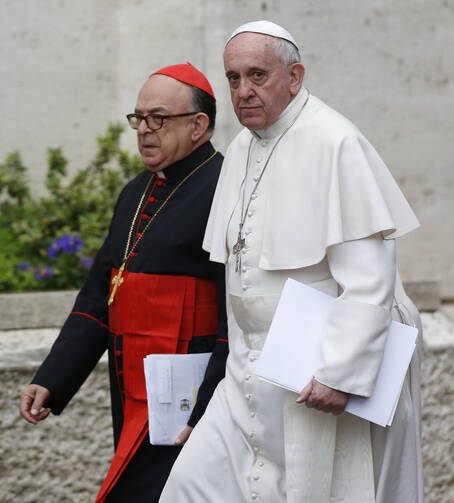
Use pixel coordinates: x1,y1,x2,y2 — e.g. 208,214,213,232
151,62,215,100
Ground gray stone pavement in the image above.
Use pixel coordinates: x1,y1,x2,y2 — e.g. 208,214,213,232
0,308,453,502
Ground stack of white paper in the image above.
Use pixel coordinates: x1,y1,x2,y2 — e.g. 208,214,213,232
143,353,211,445
255,279,418,427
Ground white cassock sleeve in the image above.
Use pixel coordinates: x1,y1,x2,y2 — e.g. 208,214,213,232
314,234,396,397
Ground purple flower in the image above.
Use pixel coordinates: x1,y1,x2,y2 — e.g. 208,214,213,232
34,266,54,280
47,241,60,258
57,234,84,255
79,256,94,269
18,262,30,271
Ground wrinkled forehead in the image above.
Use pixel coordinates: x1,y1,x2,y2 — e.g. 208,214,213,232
224,31,275,54
136,74,192,111
224,32,279,68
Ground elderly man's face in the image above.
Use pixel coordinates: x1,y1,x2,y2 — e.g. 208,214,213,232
135,75,196,172
224,33,299,130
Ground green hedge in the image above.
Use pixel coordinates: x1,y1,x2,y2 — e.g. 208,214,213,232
0,124,144,292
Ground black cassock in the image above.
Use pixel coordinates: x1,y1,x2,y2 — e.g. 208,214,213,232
32,141,228,502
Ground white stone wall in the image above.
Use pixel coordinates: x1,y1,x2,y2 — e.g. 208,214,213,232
1,0,453,295
0,0,120,192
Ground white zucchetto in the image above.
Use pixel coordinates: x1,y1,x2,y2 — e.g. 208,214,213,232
226,20,299,50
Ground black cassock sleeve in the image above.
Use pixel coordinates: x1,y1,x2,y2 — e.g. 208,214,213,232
187,261,228,427
31,235,112,415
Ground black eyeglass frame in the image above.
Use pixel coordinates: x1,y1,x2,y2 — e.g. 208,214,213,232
126,112,198,131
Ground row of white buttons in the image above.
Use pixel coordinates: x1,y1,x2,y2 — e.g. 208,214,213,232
242,172,258,290
250,459,265,500
242,240,249,290
245,358,263,503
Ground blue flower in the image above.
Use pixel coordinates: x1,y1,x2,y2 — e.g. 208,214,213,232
47,241,60,258
18,262,30,271
57,234,84,255
79,256,94,269
34,266,54,280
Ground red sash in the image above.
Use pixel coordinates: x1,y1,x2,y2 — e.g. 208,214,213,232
95,271,218,503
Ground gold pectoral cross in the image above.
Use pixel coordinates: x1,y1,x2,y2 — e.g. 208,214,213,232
108,263,125,306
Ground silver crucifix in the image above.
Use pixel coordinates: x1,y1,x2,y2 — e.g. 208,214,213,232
233,229,246,272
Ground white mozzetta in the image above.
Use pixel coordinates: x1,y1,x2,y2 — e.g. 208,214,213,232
203,87,419,269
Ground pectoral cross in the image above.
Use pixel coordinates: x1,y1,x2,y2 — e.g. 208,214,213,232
233,228,246,272
108,263,125,306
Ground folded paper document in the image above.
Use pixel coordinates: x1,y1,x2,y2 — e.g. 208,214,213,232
255,278,418,427
144,353,211,445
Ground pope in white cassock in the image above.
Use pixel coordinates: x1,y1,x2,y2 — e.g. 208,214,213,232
160,20,424,503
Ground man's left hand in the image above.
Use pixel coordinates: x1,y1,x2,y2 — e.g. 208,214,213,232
174,425,194,445
296,378,348,415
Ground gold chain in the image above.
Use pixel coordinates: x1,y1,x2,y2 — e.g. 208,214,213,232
123,150,217,264
108,150,217,306
122,175,154,264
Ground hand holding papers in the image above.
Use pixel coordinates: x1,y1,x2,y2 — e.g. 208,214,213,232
143,353,211,445
255,279,418,427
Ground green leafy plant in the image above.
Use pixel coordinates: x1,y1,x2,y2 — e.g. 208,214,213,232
0,124,144,292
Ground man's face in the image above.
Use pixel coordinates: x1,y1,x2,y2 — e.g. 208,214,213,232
135,75,195,172
224,32,298,130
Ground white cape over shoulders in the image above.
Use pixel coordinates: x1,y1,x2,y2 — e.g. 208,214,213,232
203,91,419,268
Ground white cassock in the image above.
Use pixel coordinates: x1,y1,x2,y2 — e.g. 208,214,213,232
159,87,424,503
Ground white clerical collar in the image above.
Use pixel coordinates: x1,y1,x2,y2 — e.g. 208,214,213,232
252,86,309,140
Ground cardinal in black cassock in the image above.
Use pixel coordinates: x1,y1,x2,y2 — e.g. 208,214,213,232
20,63,228,503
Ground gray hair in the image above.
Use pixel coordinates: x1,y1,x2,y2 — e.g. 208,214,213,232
273,37,301,68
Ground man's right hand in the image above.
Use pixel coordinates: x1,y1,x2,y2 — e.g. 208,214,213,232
20,384,52,424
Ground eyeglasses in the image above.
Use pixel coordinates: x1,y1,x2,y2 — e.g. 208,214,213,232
126,112,198,131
